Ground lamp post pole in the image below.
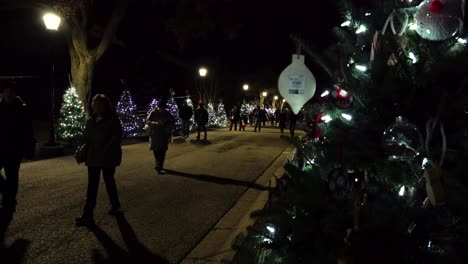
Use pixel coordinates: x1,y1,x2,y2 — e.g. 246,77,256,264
43,13,61,146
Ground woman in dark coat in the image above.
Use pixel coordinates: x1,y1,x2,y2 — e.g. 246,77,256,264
147,98,174,174
76,94,122,227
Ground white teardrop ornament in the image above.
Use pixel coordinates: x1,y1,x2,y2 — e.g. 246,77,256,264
278,55,316,115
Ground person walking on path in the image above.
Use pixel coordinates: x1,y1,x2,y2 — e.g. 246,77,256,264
0,83,33,212
278,108,288,136
146,98,175,175
194,102,209,140
229,106,240,131
289,111,298,137
179,101,193,138
76,94,123,227
254,105,267,132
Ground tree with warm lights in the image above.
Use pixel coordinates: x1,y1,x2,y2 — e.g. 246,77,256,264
167,97,182,135
57,86,87,145
206,103,217,127
116,89,139,137
216,101,228,127
233,1,468,263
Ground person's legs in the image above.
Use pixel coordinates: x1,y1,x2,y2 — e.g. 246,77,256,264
153,149,167,173
102,167,120,210
83,167,101,217
203,125,207,139
2,158,21,210
196,123,201,139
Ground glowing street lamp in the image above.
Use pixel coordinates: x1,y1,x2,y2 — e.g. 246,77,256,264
43,13,61,30
243,84,249,91
199,67,208,77
43,12,62,147
262,91,268,97
274,96,278,100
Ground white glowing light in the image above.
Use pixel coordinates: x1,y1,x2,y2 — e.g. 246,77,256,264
274,96,279,100
355,25,367,34
43,13,61,30
422,157,429,169
282,99,286,102
409,22,417,31
355,178,358,182
457,38,467,44
263,238,273,244
408,52,417,64
341,21,351,27
355,65,367,72
339,89,348,97
365,12,371,16
341,113,352,120
199,68,208,77
266,225,276,234
399,186,406,196
243,84,249,91
321,90,330,97
321,115,332,123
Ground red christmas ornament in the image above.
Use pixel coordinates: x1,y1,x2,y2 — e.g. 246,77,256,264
429,0,444,13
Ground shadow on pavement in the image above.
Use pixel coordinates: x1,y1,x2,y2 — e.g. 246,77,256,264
0,210,31,264
172,137,186,144
88,214,168,264
189,139,212,145
165,169,271,191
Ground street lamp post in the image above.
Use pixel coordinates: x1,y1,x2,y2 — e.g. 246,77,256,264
198,67,207,103
260,91,268,106
273,95,279,108
242,84,249,103
43,12,61,146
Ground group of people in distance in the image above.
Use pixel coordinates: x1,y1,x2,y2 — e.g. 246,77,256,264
228,104,302,137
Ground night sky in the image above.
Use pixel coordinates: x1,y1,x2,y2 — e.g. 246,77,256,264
0,0,340,118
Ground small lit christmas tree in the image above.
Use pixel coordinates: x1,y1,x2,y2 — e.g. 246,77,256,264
216,101,228,127
57,86,87,145
147,98,159,116
207,103,217,127
116,89,139,137
167,97,182,135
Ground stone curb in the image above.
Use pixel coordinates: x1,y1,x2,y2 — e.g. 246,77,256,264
180,143,294,264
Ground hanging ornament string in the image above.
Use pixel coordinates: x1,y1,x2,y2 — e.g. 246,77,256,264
381,9,409,36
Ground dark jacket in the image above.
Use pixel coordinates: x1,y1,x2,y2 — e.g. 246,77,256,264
0,97,33,159
194,107,208,125
147,108,174,151
229,109,240,121
179,104,193,121
255,109,267,122
84,113,122,168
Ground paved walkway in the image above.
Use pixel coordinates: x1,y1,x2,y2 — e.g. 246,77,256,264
1,128,289,264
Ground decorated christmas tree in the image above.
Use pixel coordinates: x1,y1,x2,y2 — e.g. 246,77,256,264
167,97,182,134
57,86,87,145
232,0,468,263
147,98,159,117
116,89,139,137
216,101,228,127
207,103,217,127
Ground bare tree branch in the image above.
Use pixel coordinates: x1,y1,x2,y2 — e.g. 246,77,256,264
79,3,87,29
93,0,128,59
